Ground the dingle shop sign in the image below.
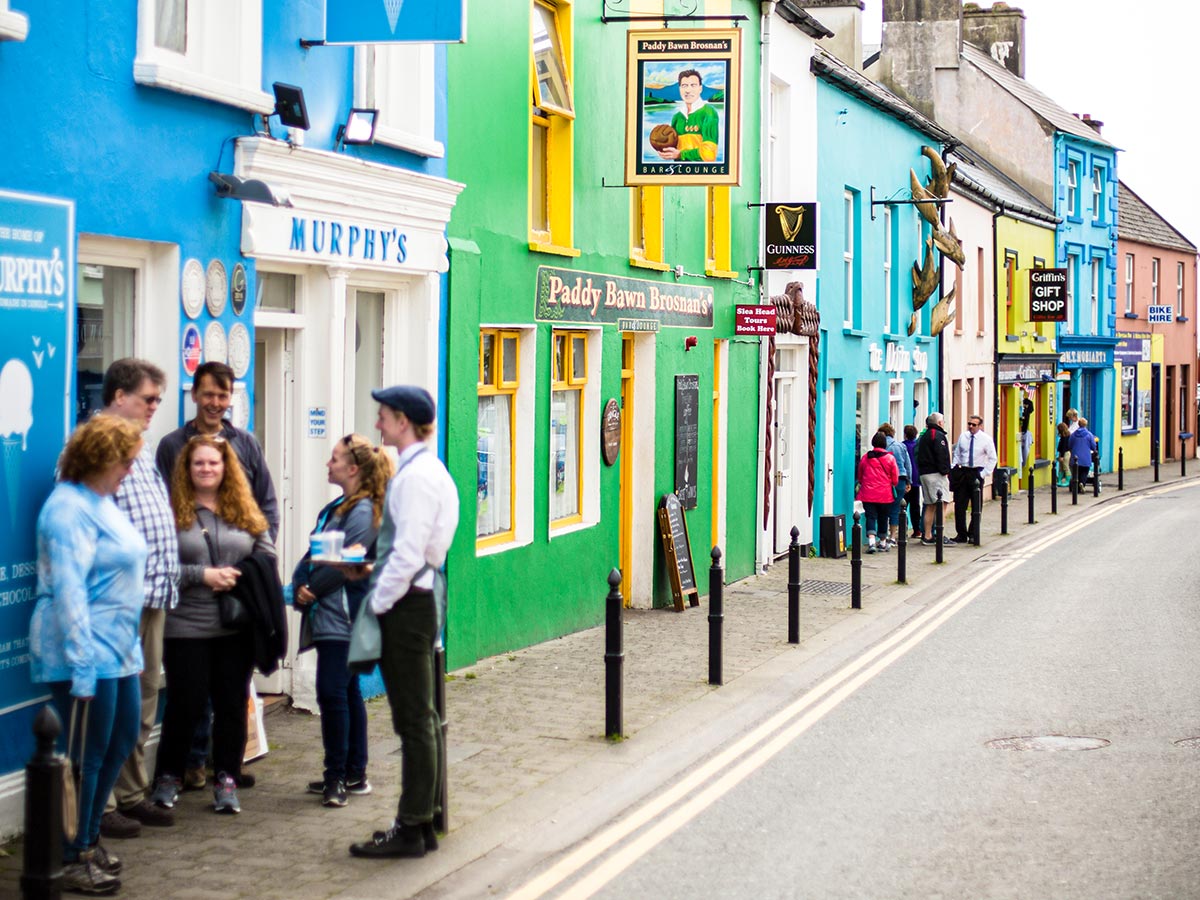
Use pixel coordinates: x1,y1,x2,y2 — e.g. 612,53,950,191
535,266,714,328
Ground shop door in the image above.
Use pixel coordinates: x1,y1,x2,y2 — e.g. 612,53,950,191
253,327,296,693
619,335,634,605
1165,367,1176,458
823,381,836,515
773,347,800,554
1151,365,1161,458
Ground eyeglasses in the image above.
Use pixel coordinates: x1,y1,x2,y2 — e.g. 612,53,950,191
968,421,982,428
137,393,163,406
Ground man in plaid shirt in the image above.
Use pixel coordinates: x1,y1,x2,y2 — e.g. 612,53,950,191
97,359,182,839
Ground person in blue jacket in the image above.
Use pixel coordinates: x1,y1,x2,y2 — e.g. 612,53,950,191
293,434,394,808
30,414,147,895
1068,417,1099,492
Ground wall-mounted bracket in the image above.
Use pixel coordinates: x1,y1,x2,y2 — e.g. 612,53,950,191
869,185,953,221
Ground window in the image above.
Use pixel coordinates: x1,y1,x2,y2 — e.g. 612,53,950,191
1090,257,1101,335
630,187,666,270
530,0,577,256
883,208,893,334
1178,261,1186,315
843,190,855,328
75,265,136,425
976,247,985,336
1091,165,1104,222
769,80,787,195
478,329,521,545
355,44,443,158
1120,365,1136,431
1124,253,1134,314
0,0,29,41
257,272,297,313
705,187,735,278
1065,253,1077,333
952,244,963,334
352,291,385,439
1066,160,1079,217
550,330,587,525
1151,257,1159,305
134,0,271,113
1004,251,1018,336
889,379,903,431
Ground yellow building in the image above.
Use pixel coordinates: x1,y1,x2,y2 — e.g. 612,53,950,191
1113,331,1164,469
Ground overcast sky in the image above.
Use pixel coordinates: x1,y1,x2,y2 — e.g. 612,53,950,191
863,1,1200,251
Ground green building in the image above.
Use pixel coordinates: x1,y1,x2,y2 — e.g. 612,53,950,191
443,0,763,669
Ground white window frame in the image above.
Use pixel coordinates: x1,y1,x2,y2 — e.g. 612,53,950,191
0,0,29,41
1177,261,1185,315
1124,253,1134,314
1090,256,1101,335
1120,365,1136,431
1151,257,1159,305
354,44,445,159
882,207,893,334
134,0,272,113
888,378,903,430
843,190,855,328
1091,165,1104,222
1065,253,1077,334
548,326,600,536
1066,160,1079,217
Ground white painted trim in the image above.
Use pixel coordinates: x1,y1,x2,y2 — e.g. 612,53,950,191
547,327,602,536
374,126,446,160
133,61,274,113
0,5,29,42
714,339,729,562
628,332,656,608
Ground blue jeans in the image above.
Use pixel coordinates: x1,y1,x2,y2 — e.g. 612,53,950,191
863,501,892,539
51,676,140,860
314,640,368,784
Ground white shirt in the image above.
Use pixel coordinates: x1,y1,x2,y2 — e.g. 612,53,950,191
952,428,997,477
370,443,460,616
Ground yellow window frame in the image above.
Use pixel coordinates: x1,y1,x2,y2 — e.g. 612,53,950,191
705,185,737,278
550,328,586,527
477,328,520,548
529,0,579,258
630,186,668,271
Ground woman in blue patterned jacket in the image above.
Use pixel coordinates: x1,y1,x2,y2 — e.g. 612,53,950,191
29,414,147,896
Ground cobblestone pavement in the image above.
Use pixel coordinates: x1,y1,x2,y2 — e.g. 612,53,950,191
1,465,1190,899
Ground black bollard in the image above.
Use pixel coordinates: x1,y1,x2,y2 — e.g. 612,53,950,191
1093,454,1100,497
935,490,944,564
22,705,64,900
1051,465,1058,514
1118,446,1124,491
604,568,623,739
787,526,800,644
999,470,1009,535
1182,437,1188,477
1071,460,1079,505
897,500,907,584
970,481,983,546
1154,439,1160,482
433,647,449,834
850,512,862,610
1027,466,1036,524
708,548,724,686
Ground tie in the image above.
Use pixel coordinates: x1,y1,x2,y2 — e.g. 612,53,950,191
969,433,975,466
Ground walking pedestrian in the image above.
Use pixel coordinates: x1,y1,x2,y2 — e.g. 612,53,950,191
878,423,910,549
915,413,953,545
950,415,996,544
349,386,460,859
1056,422,1072,486
293,434,394,808
902,424,922,539
29,414,147,895
1068,417,1098,492
1018,398,1035,472
855,432,899,554
95,360,181,841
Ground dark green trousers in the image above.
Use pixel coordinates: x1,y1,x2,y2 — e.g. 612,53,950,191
378,591,442,825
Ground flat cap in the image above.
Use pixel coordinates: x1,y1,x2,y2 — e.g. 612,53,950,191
371,385,436,425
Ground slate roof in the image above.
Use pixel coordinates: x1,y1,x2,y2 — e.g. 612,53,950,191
777,0,835,38
810,49,956,145
950,144,1059,225
1118,181,1197,253
961,43,1117,149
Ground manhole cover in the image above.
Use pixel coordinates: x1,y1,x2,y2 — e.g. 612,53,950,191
986,735,1110,751
800,580,853,596
1174,737,1200,748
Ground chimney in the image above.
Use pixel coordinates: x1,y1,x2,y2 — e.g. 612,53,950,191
875,0,962,120
962,2,1026,78
801,1,865,72
1079,113,1104,134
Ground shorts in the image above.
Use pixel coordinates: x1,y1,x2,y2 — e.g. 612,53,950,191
920,472,950,504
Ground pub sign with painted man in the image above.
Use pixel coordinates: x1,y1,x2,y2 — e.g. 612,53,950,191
625,29,742,186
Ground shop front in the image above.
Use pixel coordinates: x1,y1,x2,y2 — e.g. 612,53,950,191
996,353,1059,487
1113,331,1163,469
1057,337,1118,469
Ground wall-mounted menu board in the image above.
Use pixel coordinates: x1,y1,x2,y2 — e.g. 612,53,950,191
657,492,699,611
675,374,699,509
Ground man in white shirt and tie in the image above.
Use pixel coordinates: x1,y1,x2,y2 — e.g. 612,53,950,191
950,416,996,544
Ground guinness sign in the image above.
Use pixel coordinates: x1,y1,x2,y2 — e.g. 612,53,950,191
764,202,818,270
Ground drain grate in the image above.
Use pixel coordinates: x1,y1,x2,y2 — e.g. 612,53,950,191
986,734,1110,751
800,579,853,596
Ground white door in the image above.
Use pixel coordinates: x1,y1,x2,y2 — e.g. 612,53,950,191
773,346,800,554
823,381,835,515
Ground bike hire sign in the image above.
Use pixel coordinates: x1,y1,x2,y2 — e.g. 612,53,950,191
324,0,465,44
1029,268,1067,322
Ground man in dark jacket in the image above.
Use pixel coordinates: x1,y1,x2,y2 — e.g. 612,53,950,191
915,412,954,545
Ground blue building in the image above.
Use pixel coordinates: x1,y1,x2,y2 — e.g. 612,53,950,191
811,49,957,540
0,0,461,833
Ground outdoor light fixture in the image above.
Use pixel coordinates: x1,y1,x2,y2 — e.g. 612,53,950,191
208,172,292,208
272,82,310,130
335,108,379,151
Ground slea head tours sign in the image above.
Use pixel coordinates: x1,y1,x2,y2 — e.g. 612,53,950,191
535,266,714,328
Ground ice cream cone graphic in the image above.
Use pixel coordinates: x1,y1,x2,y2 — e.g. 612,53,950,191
2,435,20,528
0,358,35,530
384,0,403,33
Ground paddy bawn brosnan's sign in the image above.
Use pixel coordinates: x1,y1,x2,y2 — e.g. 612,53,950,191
534,266,714,328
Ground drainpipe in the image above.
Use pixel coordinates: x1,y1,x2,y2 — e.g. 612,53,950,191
992,202,1003,461
754,1,776,571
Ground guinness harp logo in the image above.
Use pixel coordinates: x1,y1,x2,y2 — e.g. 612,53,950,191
776,204,805,243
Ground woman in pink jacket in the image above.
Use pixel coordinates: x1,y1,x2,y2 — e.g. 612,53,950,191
856,431,899,553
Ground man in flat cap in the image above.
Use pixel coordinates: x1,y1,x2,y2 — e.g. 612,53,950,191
350,385,459,859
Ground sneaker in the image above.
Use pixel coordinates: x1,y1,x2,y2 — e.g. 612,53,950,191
306,779,325,795
942,536,957,546
920,537,936,546
323,780,348,808
234,772,256,789
98,809,141,840
62,851,120,896
350,823,426,858
150,775,181,810
90,842,122,877
120,798,174,827
183,766,207,791
212,772,241,814
347,777,372,796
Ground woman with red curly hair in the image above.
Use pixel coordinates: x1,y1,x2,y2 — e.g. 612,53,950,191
150,435,273,816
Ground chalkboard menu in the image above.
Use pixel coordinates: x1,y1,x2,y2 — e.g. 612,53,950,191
657,492,699,611
675,374,699,509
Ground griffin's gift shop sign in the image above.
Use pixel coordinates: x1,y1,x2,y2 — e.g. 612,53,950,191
625,29,742,186
1029,268,1067,322
764,202,818,270
535,267,713,328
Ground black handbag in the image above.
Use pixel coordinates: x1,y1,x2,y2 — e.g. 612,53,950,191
202,524,251,630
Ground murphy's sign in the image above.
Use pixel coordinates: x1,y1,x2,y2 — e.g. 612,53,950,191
764,202,818,270
535,266,714,328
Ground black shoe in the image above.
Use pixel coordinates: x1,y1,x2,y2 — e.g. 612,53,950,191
121,798,175,827
323,780,348,808
306,779,325,795
234,772,256,788
373,822,439,852
98,810,141,840
350,824,426,858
